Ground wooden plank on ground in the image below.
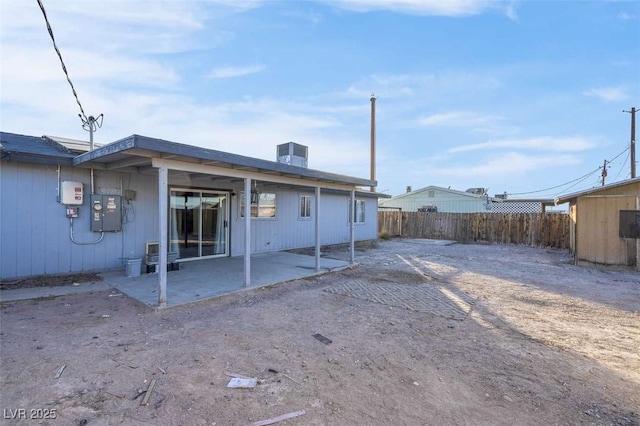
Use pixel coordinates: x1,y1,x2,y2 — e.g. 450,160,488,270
249,410,306,426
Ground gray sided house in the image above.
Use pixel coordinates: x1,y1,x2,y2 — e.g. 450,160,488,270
1,132,379,305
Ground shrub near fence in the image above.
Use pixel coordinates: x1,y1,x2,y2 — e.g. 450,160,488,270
378,211,569,249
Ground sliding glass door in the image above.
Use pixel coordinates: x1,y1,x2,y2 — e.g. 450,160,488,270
170,189,229,260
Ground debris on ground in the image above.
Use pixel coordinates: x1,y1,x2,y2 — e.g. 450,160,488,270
140,378,157,406
312,333,332,345
227,377,257,388
249,409,306,426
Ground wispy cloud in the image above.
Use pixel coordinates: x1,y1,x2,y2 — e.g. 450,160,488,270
342,71,501,100
448,136,596,153
207,65,266,79
419,111,498,126
285,9,324,24
435,152,582,177
320,0,507,17
618,12,637,20
376,151,583,194
582,86,629,102
504,2,518,21
417,110,517,135
2,1,252,57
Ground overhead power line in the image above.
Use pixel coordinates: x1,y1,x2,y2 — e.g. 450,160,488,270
507,167,601,196
36,0,87,121
507,146,630,197
608,145,630,163
612,150,631,181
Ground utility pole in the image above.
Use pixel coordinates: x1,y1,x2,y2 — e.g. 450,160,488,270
624,107,636,179
370,94,376,192
601,159,608,186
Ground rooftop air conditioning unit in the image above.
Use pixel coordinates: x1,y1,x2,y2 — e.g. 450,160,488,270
277,142,308,168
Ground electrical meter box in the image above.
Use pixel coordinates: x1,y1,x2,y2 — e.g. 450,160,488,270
61,181,84,205
91,194,122,232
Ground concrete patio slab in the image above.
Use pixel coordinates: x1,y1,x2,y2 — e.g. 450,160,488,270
100,251,352,308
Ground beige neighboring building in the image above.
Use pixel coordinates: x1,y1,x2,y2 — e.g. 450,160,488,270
555,178,640,268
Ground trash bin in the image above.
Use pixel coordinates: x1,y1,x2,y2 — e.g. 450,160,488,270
124,258,142,277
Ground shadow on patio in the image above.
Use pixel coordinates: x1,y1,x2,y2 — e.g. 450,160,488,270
100,251,352,308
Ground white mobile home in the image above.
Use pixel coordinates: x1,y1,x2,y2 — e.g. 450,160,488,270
379,185,492,213
0,132,379,306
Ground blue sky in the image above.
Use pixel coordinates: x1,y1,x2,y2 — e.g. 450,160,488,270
1,0,638,199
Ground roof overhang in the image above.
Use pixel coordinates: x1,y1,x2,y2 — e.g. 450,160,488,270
555,177,640,205
73,134,376,192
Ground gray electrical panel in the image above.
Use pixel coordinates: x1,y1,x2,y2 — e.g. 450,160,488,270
91,194,122,232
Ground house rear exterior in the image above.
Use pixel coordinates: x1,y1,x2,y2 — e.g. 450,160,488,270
1,132,379,281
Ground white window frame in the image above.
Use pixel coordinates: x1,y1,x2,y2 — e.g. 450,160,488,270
239,192,277,218
299,195,312,219
349,199,365,224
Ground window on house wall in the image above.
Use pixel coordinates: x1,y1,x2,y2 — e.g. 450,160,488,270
300,195,311,218
428,190,435,198
240,192,276,218
350,199,365,223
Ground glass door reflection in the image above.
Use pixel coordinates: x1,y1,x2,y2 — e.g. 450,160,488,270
170,190,228,260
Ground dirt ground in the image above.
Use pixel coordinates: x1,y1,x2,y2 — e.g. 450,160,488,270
1,239,639,426
0,273,103,291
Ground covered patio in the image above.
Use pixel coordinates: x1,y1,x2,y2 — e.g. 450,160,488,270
100,251,351,308
73,135,377,308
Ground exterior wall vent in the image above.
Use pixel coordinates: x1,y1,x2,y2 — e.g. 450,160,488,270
277,142,308,168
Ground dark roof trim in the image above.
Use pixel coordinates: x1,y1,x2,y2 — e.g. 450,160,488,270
1,151,74,166
74,134,375,187
555,177,640,205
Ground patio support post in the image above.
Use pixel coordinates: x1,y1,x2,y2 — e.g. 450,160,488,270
349,189,355,264
244,177,251,286
315,186,321,272
158,166,168,308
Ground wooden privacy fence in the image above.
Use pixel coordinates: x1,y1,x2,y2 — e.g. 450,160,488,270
378,211,570,249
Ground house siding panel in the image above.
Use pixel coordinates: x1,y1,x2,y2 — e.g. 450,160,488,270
229,189,377,256
1,162,19,278
0,163,161,279
126,173,160,260
30,165,47,274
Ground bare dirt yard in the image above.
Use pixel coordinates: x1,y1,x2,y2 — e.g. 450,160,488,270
1,239,639,426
